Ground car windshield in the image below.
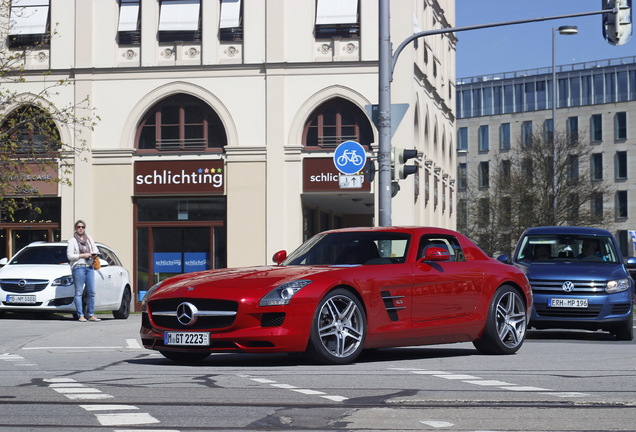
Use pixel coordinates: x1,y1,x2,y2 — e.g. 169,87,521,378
516,234,620,264
9,246,69,265
283,231,411,265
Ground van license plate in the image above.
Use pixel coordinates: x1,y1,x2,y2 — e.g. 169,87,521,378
164,332,210,346
548,298,588,308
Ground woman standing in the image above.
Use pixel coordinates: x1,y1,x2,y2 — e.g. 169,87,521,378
66,220,101,322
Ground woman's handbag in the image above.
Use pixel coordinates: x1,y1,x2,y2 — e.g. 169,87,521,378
92,256,101,270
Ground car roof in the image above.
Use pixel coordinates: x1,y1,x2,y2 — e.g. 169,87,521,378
22,241,113,249
319,226,462,236
522,226,613,236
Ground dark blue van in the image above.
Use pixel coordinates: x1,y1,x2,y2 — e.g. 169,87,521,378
499,226,634,340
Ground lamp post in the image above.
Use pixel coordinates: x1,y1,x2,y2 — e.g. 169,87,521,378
552,25,578,223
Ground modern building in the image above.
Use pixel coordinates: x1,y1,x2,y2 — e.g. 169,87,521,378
456,56,636,256
0,0,456,306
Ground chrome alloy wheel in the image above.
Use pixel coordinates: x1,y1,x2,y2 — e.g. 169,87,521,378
316,294,365,358
495,290,527,349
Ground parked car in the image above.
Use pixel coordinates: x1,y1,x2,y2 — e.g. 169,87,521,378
0,241,132,319
498,226,634,340
140,226,532,364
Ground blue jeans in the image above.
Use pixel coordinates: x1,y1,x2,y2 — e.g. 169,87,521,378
72,266,95,317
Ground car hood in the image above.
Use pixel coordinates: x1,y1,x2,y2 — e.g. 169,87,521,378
0,264,72,280
514,261,628,282
152,265,356,298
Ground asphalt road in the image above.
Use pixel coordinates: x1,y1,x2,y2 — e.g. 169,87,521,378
0,311,634,432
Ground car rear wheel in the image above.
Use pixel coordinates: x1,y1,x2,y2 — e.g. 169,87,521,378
159,350,210,363
610,313,633,341
473,285,527,355
113,287,131,319
305,288,366,365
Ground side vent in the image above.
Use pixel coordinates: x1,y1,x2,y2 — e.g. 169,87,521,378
380,290,406,322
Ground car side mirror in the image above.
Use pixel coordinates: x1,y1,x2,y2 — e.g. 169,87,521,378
272,250,287,265
626,257,636,267
420,247,451,262
497,254,511,264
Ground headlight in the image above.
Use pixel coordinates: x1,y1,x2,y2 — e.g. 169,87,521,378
260,279,312,306
52,276,73,287
141,282,162,307
606,278,630,293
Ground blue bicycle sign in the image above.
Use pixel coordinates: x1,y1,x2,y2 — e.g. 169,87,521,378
333,141,367,175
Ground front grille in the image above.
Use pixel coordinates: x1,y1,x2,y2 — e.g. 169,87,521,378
0,279,49,293
261,312,285,327
534,303,602,318
529,279,606,295
612,304,634,315
149,298,238,330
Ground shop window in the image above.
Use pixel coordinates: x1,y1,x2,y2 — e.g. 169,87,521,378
315,0,360,39
136,94,227,152
302,97,373,149
8,0,50,48
219,0,242,41
117,0,140,45
158,0,201,43
0,106,60,155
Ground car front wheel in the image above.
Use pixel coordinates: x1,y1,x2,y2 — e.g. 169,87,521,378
473,285,527,355
306,288,366,365
611,313,633,341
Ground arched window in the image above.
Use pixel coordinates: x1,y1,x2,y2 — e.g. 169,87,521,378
136,94,227,152
303,97,373,149
0,106,60,156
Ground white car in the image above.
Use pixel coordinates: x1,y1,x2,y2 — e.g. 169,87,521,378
0,241,132,319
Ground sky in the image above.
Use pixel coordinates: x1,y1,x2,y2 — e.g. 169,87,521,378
455,0,636,78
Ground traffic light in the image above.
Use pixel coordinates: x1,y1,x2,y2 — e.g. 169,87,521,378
391,147,418,181
603,0,632,46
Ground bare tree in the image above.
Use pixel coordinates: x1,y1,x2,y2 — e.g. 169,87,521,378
0,0,99,222
458,131,613,256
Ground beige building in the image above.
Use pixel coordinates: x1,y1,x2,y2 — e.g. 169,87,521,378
0,0,456,304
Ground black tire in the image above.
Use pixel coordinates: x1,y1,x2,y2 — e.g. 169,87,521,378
159,350,210,363
473,285,527,355
305,288,366,365
611,312,633,341
113,287,131,319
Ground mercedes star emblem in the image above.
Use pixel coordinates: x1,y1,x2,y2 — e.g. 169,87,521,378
176,302,199,326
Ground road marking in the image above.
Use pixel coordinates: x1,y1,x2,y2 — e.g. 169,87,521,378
81,405,139,411
96,413,160,426
420,420,455,428
241,374,349,402
0,353,37,367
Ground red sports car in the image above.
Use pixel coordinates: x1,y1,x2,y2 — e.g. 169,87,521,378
140,227,532,364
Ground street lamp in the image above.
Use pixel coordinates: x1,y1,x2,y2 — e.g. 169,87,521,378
552,25,578,222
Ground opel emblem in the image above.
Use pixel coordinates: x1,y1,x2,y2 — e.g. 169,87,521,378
176,302,198,326
18,279,27,288
562,281,575,292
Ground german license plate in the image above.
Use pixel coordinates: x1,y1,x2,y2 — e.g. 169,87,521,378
6,295,36,304
548,298,588,308
164,332,210,346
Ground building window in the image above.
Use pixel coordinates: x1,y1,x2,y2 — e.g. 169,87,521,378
0,106,60,155
499,123,510,151
591,153,603,181
500,159,511,183
615,151,627,180
219,0,243,41
478,161,489,188
590,114,602,142
457,163,467,189
591,193,604,221
478,198,490,226
117,0,140,45
8,0,50,48
615,111,627,140
303,97,373,149
457,127,468,151
543,119,553,144
136,94,227,152
478,125,489,152
315,0,360,39
521,121,533,147
566,116,578,144
567,155,579,182
616,190,628,219
158,0,201,43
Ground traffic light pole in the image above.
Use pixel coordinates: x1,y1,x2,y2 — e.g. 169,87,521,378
377,2,615,227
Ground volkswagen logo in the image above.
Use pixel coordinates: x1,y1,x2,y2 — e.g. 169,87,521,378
18,279,27,288
562,281,575,292
176,302,199,326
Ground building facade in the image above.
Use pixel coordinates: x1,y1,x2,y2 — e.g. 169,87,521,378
456,56,636,256
0,0,456,305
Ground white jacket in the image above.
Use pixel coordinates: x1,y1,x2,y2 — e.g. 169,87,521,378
67,235,99,268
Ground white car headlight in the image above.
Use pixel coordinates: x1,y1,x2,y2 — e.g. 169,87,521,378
606,278,630,293
260,279,312,306
52,276,73,287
